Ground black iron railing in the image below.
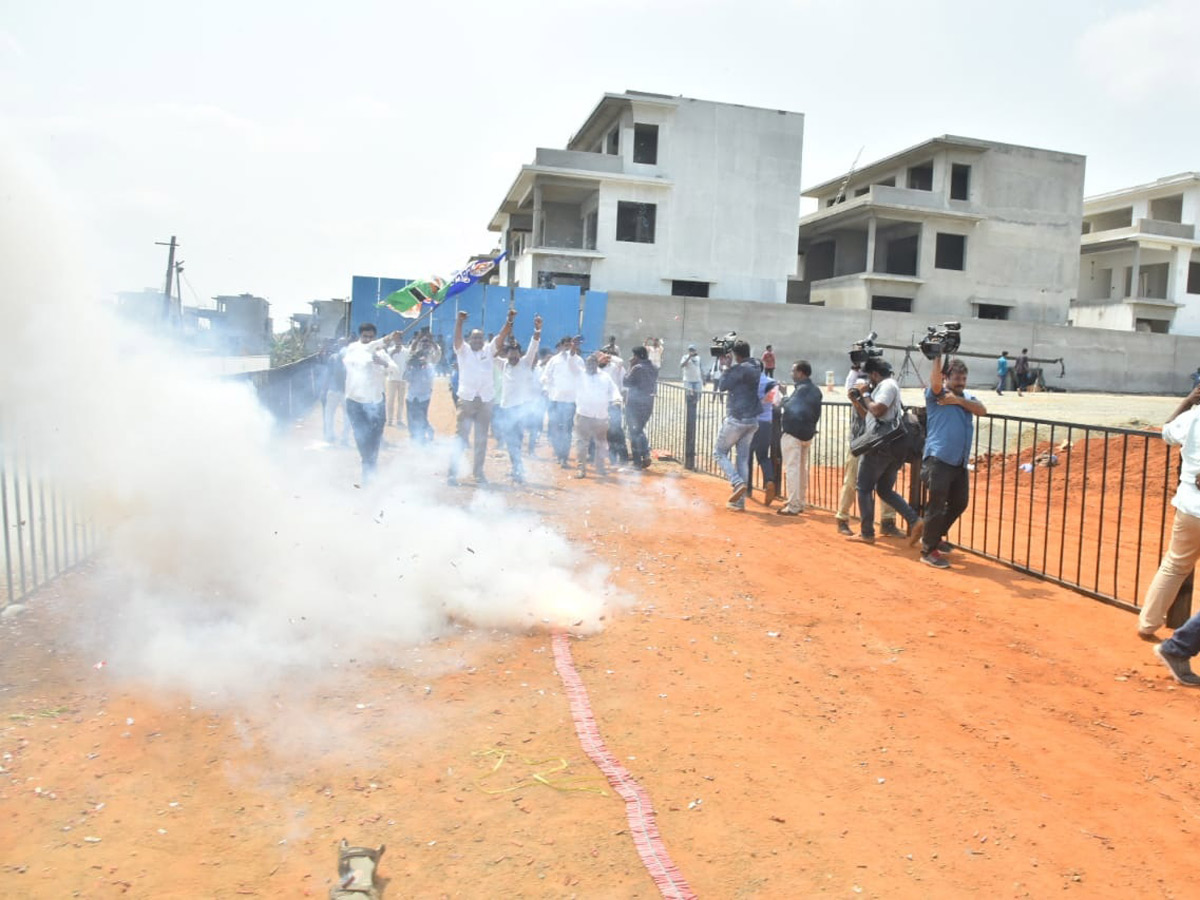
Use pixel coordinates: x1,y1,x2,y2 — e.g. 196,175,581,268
232,353,325,422
1,425,97,608
646,382,1176,614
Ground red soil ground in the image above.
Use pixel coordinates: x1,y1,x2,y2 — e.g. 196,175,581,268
3,399,1200,899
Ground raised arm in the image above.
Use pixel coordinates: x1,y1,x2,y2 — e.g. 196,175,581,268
523,315,542,367
453,310,468,351
492,307,517,351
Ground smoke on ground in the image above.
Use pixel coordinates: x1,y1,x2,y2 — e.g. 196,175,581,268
0,141,621,705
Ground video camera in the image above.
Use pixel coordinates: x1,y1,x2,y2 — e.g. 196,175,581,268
710,331,738,358
919,322,962,360
848,331,883,367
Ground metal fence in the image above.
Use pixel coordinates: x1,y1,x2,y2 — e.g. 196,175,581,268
647,382,1178,615
1,426,98,608
233,353,324,422
1,356,326,610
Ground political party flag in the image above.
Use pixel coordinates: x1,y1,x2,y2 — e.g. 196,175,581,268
444,251,506,300
378,277,447,318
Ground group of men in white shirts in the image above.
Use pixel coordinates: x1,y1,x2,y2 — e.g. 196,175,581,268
447,310,651,484
334,311,659,487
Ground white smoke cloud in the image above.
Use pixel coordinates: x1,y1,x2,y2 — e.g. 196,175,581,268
0,138,622,705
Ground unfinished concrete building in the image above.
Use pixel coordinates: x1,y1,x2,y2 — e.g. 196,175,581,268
793,136,1085,323
1073,172,1200,334
488,91,806,302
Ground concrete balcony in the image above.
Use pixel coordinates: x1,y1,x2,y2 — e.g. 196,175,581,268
534,148,627,175
800,184,981,231
1082,218,1196,250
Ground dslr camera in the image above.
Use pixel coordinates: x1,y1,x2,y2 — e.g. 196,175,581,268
919,322,962,360
848,331,883,366
710,331,738,357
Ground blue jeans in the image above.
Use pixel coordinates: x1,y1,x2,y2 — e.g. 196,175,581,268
626,401,654,466
856,447,917,538
345,397,386,482
548,400,576,464
1161,611,1200,659
714,416,758,487
751,420,775,486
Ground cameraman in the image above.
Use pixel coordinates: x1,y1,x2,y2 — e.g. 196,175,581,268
715,340,772,510
847,358,920,543
916,355,987,568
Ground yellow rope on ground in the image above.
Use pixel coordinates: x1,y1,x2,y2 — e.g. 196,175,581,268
472,748,608,796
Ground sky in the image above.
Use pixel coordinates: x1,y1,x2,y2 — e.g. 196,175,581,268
2,0,1198,323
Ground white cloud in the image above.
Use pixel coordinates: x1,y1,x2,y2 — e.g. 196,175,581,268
1077,0,1200,102
0,29,23,59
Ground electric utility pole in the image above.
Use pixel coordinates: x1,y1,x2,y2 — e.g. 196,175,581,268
155,236,178,324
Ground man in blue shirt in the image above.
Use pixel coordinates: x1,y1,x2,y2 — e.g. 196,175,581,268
995,351,1009,395
715,340,771,510
917,354,987,568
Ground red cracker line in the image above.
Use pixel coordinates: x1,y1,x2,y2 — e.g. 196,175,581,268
552,631,696,900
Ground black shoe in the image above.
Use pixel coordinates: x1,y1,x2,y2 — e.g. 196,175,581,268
1154,644,1200,686
836,520,853,536
878,521,903,538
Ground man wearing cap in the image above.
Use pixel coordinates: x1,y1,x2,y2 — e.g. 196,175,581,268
846,358,921,543
681,344,705,398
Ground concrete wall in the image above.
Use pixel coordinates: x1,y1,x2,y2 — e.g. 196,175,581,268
605,290,1200,395
581,97,805,304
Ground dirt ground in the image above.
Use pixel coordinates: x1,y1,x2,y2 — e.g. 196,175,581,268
4,390,1200,899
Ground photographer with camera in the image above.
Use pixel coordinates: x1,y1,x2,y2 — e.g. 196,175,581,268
847,357,921,543
714,340,772,510
916,351,986,568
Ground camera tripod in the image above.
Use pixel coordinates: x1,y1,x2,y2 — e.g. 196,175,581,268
888,337,927,390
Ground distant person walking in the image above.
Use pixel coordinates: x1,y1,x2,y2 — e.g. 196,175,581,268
995,351,1009,395
1015,348,1031,396
761,345,776,379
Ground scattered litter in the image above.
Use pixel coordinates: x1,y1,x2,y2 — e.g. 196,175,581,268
93,661,107,670
126,718,135,726
877,778,886,784
84,837,102,843
687,798,702,810
766,631,780,638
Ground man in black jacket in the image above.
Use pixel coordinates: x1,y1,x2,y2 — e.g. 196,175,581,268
715,340,771,510
623,345,658,469
777,360,822,516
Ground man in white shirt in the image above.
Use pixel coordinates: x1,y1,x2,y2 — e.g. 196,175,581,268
681,345,704,398
572,353,621,478
542,336,582,468
342,322,401,483
448,307,515,486
598,351,628,465
1141,385,1200,642
499,315,542,484
386,340,410,427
